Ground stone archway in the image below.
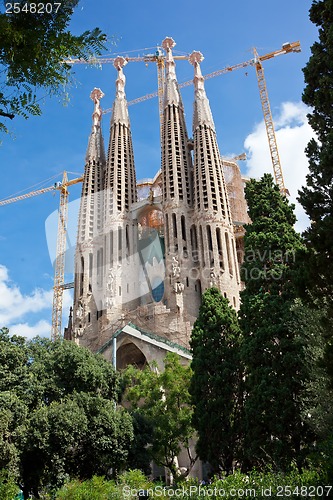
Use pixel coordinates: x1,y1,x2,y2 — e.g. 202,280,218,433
116,341,147,370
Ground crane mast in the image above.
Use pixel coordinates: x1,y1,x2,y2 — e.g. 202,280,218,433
51,171,69,341
0,172,83,340
253,48,288,195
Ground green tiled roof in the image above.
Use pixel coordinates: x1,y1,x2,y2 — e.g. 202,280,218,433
97,321,191,357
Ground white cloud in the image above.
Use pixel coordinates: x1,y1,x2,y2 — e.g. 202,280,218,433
9,320,52,340
0,265,53,326
0,264,74,340
0,264,74,339
244,101,315,233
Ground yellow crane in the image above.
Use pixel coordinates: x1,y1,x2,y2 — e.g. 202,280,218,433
102,41,300,195
0,172,83,341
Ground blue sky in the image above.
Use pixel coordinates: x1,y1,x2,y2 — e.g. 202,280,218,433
0,0,318,338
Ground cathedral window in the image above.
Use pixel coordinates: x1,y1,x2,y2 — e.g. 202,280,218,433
172,213,177,239
216,227,224,270
181,215,186,242
225,232,233,276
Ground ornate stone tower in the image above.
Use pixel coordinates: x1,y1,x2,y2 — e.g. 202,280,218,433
73,88,106,342
69,38,243,351
160,37,200,319
102,56,139,323
189,51,241,308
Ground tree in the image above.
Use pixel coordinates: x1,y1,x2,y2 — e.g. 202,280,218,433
0,330,133,496
189,287,243,475
297,0,333,387
239,174,314,471
123,352,196,482
0,0,107,134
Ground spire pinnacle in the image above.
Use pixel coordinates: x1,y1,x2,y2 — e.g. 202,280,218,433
90,88,104,131
86,88,106,162
162,37,181,107
114,56,127,98
111,56,130,125
189,50,215,129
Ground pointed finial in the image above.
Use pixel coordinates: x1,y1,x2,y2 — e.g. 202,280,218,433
189,51,215,129
189,51,204,65
162,37,176,51
90,88,104,128
113,56,127,99
189,51,206,93
113,56,127,71
162,37,176,65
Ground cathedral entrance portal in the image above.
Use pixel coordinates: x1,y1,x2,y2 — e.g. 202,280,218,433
116,341,147,370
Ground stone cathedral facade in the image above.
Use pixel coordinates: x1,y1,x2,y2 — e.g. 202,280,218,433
65,37,249,371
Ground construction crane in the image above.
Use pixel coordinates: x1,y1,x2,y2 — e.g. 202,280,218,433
101,41,301,195
0,172,83,341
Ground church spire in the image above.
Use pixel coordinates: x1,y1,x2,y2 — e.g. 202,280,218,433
161,37,192,207
189,51,215,130
163,36,182,108
104,56,137,218
111,56,130,126
189,51,241,302
78,88,106,244
160,37,195,322
189,51,231,220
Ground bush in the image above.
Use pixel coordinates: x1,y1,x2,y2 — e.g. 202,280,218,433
56,476,119,500
54,467,325,499
0,470,20,500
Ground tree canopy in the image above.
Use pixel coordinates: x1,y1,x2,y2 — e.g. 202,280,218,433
297,0,333,388
0,328,133,497
0,0,107,134
190,287,243,475
239,174,314,471
122,352,196,482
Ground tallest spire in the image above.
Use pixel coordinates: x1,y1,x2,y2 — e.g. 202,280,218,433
162,37,182,107
111,56,130,126
189,51,215,130
104,55,137,218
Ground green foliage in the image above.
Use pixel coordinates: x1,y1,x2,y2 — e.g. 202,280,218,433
56,475,119,500
210,466,322,499
117,469,154,490
0,329,133,497
56,470,153,500
0,0,108,133
0,470,20,500
298,0,333,393
54,467,325,499
126,411,154,476
123,352,195,481
190,287,243,475
239,175,315,471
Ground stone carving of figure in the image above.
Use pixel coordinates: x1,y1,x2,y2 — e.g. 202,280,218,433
76,326,83,337
209,269,217,287
172,256,180,278
106,269,115,296
174,282,184,294
105,296,114,308
77,301,83,318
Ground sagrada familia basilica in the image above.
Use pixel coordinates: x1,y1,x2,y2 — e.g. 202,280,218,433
65,37,249,372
